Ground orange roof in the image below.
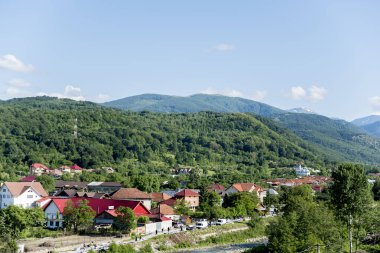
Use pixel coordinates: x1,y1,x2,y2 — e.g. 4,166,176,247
208,184,226,191
111,188,151,200
175,189,200,197
150,192,171,202
151,204,176,215
231,183,263,193
31,163,49,170
4,182,48,197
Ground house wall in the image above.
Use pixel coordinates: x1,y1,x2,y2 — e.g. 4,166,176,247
0,186,42,209
224,187,238,196
183,196,199,210
44,202,64,229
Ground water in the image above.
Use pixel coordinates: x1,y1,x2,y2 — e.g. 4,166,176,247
174,242,265,253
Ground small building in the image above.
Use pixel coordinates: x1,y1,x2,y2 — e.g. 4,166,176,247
151,204,180,221
174,189,200,210
20,175,36,182
70,164,83,173
55,181,89,191
150,192,171,203
207,184,226,196
110,188,152,210
87,182,122,193
29,163,49,176
294,165,311,177
0,182,48,209
55,189,77,198
43,197,151,229
224,183,266,203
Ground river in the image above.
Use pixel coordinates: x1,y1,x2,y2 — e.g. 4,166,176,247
174,242,266,253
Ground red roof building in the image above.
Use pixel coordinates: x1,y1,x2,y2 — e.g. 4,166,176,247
20,175,36,182
43,197,151,229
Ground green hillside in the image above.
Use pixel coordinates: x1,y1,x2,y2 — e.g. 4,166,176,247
104,93,283,116
271,113,380,164
104,94,380,165
0,97,325,180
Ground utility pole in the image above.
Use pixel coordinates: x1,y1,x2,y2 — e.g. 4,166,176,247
317,244,320,253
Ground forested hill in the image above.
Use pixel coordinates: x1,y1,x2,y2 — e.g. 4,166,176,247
0,97,325,178
104,93,283,117
105,94,380,165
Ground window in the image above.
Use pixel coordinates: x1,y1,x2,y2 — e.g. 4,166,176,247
55,221,60,227
49,221,53,226
2,189,5,192
2,195,4,198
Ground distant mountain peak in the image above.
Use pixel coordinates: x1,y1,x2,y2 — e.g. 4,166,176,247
352,115,380,126
287,107,316,114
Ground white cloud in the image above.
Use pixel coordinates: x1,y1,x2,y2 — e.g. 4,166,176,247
0,54,34,72
38,85,85,101
369,96,380,113
290,86,306,100
250,90,267,101
201,87,243,97
95,93,111,102
213,43,235,51
288,85,327,101
3,79,32,98
309,85,327,101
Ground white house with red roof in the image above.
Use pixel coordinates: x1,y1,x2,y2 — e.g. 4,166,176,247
224,183,266,203
29,163,50,176
43,197,151,229
70,164,83,173
0,182,48,209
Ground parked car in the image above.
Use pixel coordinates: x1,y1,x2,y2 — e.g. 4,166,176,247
173,222,185,228
186,224,195,231
216,219,227,225
195,221,208,229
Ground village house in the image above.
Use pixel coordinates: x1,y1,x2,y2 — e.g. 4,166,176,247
150,192,171,204
0,182,48,209
110,188,153,210
55,181,89,192
43,197,151,229
70,164,83,174
151,204,180,221
87,182,122,193
207,183,226,196
224,183,266,203
173,189,200,210
29,163,49,176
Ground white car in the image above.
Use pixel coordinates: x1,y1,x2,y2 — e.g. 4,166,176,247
216,219,227,225
195,221,208,229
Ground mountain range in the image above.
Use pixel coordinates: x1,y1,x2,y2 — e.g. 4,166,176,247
1,94,380,166
351,115,380,138
104,93,380,165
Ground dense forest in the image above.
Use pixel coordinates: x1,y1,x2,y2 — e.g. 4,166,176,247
104,94,380,165
0,97,328,183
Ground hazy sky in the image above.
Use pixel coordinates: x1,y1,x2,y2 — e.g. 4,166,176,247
1,1,380,120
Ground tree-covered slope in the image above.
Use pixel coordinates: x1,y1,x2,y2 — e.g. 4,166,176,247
271,113,380,164
352,115,380,137
0,97,324,177
104,94,283,116
104,94,380,165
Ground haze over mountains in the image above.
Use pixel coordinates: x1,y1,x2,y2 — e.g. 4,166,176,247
352,115,380,138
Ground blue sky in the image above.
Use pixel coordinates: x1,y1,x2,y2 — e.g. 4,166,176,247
1,1,380,120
